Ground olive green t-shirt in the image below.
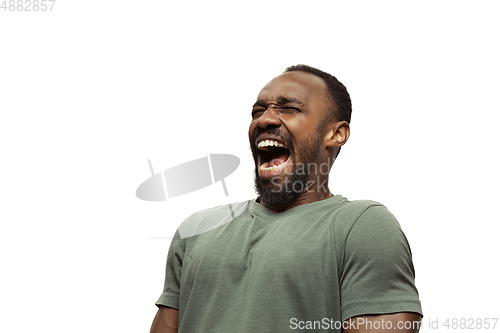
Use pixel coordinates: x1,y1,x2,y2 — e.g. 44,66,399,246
156,195,422,332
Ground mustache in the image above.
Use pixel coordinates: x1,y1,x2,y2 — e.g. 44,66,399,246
252,127,295,157
253,127,287,146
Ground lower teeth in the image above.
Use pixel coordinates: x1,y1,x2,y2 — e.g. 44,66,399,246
260,160,286,171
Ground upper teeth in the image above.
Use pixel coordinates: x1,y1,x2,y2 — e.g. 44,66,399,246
257,140,285,149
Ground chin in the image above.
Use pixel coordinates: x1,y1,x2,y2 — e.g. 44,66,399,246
254,166,307,209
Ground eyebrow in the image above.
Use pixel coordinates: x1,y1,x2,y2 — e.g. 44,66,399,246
252,96,304,108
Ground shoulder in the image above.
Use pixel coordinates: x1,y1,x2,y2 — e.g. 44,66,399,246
336,198,386,218
177,200,251,239
331,198,394,234
335,199,412,268
331,198,405,257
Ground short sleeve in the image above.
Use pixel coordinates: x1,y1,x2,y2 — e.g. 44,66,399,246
339,205,423,321
155,230,184,309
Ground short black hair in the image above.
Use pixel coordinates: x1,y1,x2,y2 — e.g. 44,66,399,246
284,64,352,124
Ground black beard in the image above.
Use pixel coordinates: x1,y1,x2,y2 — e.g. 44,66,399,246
254,155,308,209
252,127,322,210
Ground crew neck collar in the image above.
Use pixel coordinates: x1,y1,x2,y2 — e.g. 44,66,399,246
249,194,346,218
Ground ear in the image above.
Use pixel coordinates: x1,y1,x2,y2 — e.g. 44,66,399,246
324,121,350,149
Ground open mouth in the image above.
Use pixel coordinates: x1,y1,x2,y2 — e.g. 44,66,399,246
256,139,291,178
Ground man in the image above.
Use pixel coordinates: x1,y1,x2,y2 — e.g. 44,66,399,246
150,65,423,332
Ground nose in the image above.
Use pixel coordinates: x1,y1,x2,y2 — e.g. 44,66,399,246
254,106,281,129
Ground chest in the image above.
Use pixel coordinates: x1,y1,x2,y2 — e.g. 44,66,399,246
181,217,340,292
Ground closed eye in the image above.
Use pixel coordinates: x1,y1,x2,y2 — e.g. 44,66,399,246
251,106,301,118
282,106,301,112
251,109,265,118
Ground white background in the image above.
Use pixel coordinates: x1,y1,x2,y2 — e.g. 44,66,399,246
1,1,499,332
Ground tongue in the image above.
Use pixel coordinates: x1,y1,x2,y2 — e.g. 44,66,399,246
269,152,289,167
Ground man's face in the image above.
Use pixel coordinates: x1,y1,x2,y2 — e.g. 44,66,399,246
249,71,331,208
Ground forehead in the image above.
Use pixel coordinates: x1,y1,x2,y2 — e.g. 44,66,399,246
256,71,329,105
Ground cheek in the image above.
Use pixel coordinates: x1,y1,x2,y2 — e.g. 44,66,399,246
248,124,259,154
280,114,312,135
248,123,256,141
285,161,294,175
